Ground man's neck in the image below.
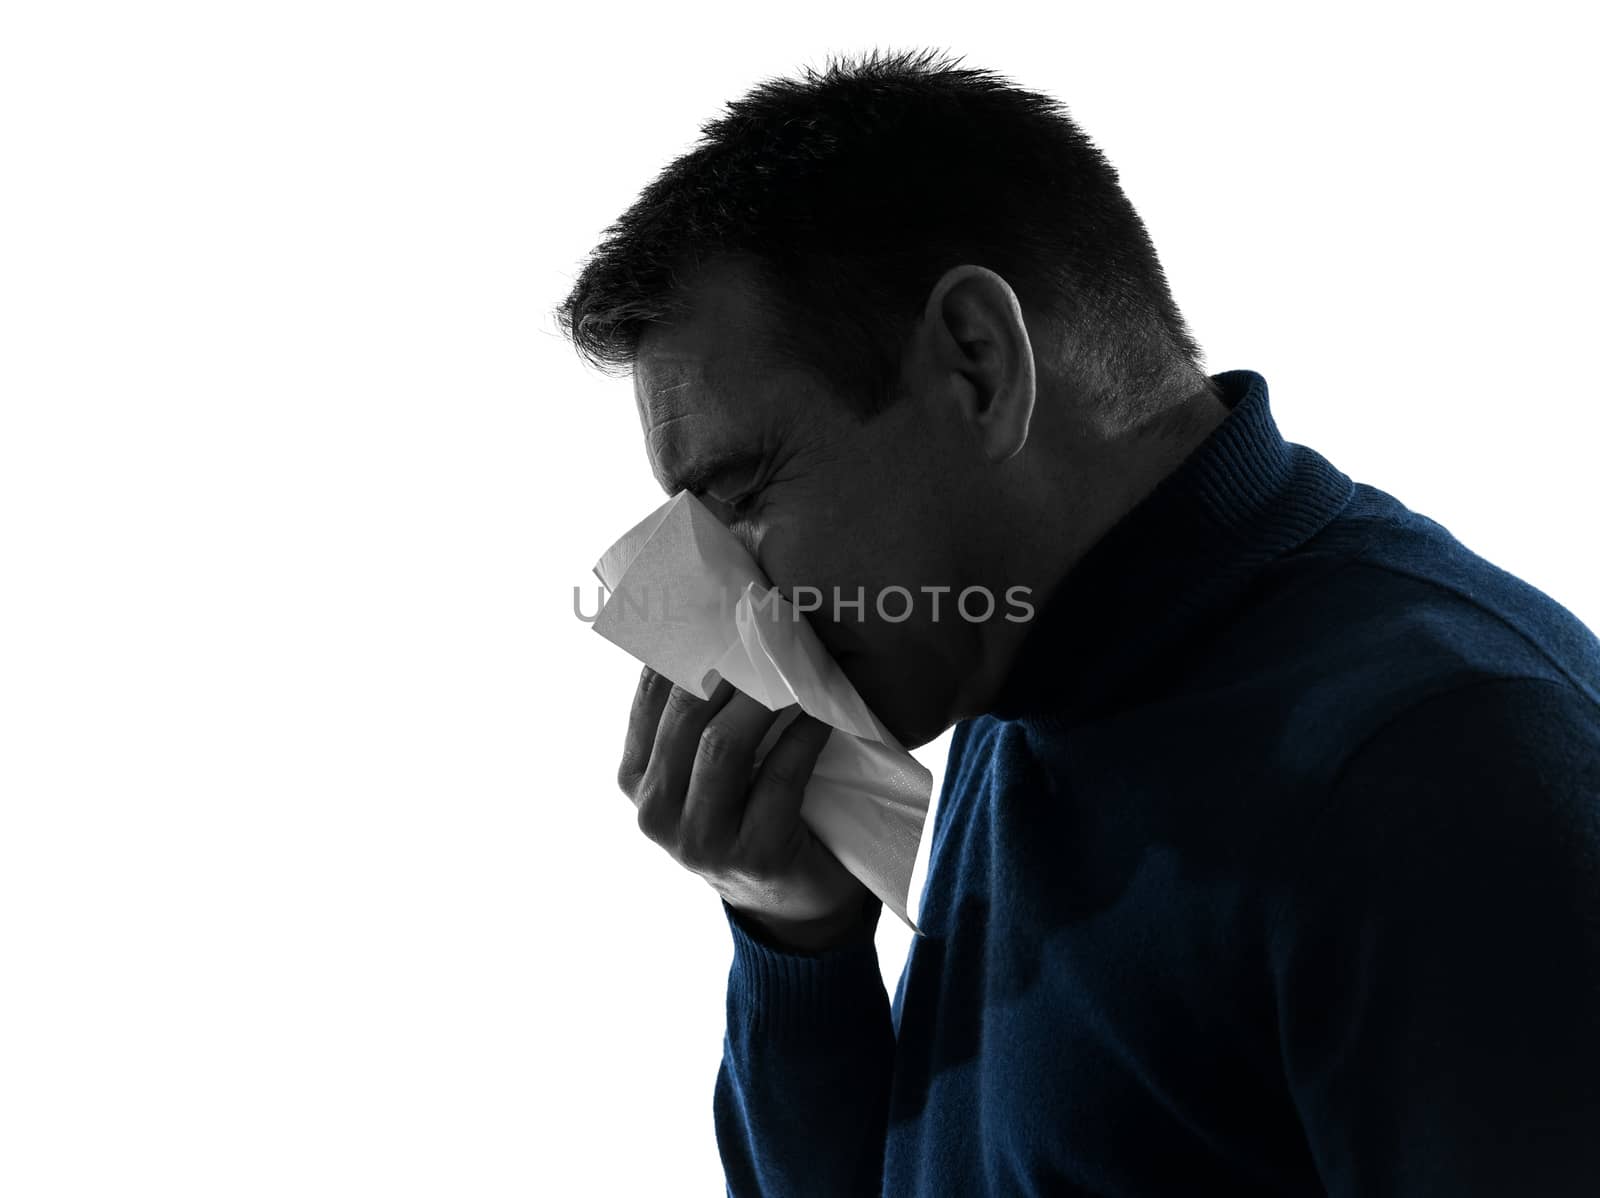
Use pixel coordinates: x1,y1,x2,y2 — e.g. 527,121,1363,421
951,387,1233,723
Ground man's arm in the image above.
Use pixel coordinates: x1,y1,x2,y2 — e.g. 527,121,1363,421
612,666,896,1196
714,894,894,1198
1269,675,1600,1197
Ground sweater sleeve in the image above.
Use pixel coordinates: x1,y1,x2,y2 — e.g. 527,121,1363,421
713,898,895,1198
1269,675,1600,1198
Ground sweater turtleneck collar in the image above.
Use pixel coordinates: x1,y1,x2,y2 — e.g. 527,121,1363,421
984,369,1356,729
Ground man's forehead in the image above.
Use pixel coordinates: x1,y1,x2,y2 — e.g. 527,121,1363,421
632,258,777,420
633,353,708,424
634,347,721,439
633,351,755,492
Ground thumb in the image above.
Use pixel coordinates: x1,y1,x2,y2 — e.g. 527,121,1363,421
739,713,833,847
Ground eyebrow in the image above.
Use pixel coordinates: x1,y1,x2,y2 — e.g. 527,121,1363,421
663,449,766,498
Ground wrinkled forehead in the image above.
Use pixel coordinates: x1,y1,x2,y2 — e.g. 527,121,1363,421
632,340,769,494
632,347,704,426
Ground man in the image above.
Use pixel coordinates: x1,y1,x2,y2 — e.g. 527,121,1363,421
555,48,1600,1196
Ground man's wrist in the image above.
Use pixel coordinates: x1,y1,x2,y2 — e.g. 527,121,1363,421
746,893,881,953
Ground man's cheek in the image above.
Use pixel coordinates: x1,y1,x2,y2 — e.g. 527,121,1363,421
786,582,828,621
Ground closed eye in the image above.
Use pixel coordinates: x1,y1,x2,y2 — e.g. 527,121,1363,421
698,490,761,528
700,473,765,518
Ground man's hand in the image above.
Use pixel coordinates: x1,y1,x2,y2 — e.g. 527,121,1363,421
617,666,877,952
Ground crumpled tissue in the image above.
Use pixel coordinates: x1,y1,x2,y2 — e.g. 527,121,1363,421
590,490,931,932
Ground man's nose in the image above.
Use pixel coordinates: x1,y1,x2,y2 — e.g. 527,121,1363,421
703,503,762,564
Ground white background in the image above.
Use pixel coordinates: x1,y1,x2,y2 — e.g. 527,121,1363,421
3,2,1596,1195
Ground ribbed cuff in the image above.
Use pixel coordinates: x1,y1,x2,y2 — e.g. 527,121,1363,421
722,900,886,1043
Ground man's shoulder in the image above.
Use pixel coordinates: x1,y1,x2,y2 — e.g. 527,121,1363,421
1226,480,1600,706
1127,481,1600,798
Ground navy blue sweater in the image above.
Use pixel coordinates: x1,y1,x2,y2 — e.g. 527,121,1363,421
713,369,1600,1197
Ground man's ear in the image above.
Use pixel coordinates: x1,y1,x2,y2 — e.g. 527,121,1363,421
915,264,1037,463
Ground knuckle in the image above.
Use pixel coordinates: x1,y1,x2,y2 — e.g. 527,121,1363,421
635,798,670,845
633,776,671,826
663,685,704,721
633,778,659,811
695,722,741,771
760,759,804,793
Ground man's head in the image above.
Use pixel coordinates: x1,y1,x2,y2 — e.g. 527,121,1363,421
557,49,1229,748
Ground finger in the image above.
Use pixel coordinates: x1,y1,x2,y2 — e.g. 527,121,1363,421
738,713,833,856
635,677,736,846
618,666,673,799
679,691,781,871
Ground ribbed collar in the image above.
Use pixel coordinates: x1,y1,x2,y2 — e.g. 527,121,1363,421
985,369,1355,729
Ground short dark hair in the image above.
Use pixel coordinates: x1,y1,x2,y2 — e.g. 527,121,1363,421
553,47,1218,423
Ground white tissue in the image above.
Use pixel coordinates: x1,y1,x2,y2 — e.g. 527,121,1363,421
591,490,930,931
